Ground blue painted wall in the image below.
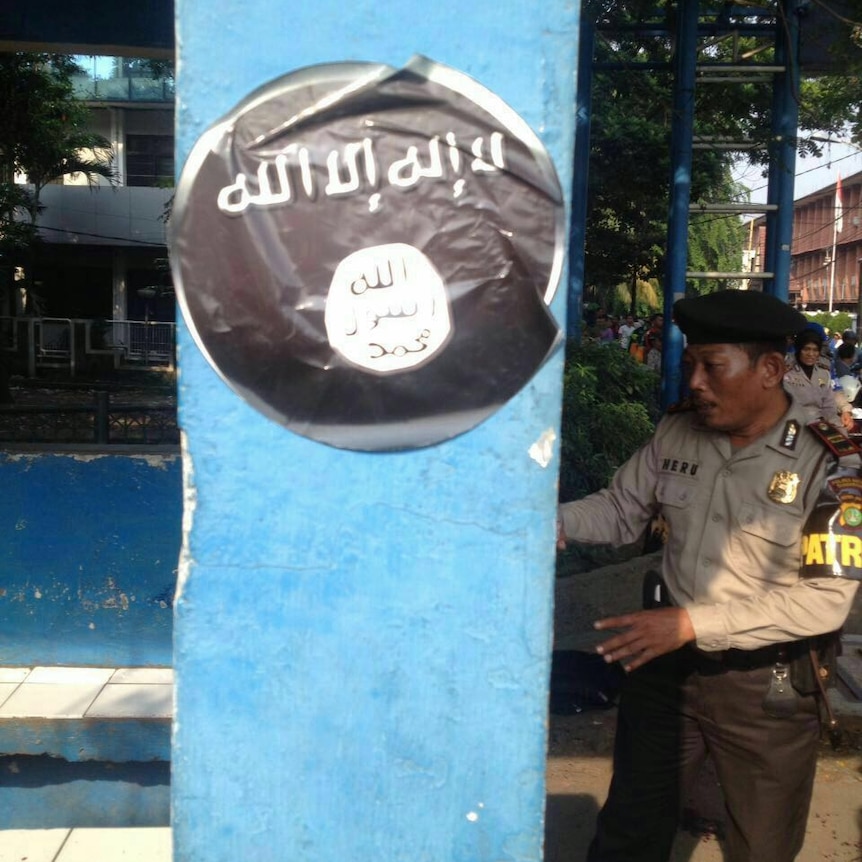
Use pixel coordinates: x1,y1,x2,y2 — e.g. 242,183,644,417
172,2,580,860
0,757,169,829
1,450,181,667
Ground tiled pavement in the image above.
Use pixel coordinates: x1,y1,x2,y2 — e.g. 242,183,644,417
0,827,171,861
0,666,172,719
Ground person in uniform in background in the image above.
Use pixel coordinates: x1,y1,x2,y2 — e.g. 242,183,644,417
557,289,859,862
783,326,854,430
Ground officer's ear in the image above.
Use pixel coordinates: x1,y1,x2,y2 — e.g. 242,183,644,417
759,350,787,388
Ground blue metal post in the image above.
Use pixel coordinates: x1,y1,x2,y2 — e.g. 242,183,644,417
764,0,801,301
662,0,699,407
567,13,595,340
171,2,580,860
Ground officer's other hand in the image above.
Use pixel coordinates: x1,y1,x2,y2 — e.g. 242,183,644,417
556,517,567,550
593,608,695,673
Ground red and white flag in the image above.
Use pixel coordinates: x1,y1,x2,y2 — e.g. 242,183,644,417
835,173,844,233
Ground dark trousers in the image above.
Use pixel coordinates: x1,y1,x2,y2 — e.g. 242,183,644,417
586,647,820,862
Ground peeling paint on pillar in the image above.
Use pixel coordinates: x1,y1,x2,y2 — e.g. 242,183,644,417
1,450,181,666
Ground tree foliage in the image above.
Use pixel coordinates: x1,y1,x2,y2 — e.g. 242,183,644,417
582,1,862,308
558,341,659,502
0,53,114,275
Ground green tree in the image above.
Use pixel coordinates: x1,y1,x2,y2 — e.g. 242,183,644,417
582,1,862,311
0,53,115,305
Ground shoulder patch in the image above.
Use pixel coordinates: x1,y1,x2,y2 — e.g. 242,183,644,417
807,420,862,458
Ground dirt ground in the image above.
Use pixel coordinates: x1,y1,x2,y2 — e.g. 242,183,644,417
547,553,862,862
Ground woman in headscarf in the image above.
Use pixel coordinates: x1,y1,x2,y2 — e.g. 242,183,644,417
783,326,854,430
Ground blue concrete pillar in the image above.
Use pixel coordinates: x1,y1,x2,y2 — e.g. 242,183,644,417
171,3,580,860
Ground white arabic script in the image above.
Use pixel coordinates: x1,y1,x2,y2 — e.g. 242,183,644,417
217,132,506,215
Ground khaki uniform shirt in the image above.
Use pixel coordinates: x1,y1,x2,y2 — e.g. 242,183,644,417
783,360,850,424
559,399,859,652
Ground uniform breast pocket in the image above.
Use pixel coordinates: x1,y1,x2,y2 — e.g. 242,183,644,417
656,477,697,509
730,502,801,584
655,477,697,539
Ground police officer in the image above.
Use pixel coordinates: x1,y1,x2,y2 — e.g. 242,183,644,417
557,289,859,862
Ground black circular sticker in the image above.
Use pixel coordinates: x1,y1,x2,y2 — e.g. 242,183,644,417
169,56,564,451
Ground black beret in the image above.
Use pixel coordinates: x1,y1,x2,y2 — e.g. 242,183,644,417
673,290,807,345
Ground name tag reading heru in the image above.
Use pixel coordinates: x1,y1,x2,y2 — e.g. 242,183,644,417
660,457,699,477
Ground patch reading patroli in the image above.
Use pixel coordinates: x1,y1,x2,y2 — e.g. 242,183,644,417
801,470,862,580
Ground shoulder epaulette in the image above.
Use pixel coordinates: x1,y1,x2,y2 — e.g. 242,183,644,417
807,420,862,457
666,397,697,414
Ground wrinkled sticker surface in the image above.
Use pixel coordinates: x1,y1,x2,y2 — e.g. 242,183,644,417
169,56,564,451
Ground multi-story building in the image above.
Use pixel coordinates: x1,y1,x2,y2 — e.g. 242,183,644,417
40,57,174,320
749,170,862,314
8,56,176,374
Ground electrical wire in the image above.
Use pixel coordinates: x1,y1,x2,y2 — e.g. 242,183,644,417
34,222,166,247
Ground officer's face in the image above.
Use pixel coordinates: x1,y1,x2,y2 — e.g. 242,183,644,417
797,343,820,368
683,343,779,434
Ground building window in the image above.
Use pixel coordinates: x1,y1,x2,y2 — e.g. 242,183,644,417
126,134,174,187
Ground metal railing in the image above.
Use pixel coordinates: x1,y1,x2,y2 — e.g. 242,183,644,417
0,316,176,378
0,392,179,446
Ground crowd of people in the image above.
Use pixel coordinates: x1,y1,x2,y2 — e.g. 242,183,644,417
584,304,862,431
582,308,664,370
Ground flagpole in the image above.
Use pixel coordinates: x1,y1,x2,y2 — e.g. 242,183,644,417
829,215,838,312
829,173,844,313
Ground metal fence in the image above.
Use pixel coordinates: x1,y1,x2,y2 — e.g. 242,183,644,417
0,316,176,378
0,393,179,445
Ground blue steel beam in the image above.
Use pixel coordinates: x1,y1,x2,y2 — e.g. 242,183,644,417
662,0,699,407
764,0,802,301
567,13,595,339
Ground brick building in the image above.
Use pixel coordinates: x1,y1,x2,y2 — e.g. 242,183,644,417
750,170,862,314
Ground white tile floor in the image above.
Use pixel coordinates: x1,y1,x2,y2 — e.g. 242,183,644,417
0,827,171,862
0,667,173,719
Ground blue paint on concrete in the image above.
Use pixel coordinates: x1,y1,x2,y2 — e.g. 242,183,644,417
172,1,580,859
1,450,181,667
0,756,170,829
0,716,170,763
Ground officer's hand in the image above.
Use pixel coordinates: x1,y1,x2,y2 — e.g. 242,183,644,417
556,517,567,551
593,608,695,673
842,411,855,431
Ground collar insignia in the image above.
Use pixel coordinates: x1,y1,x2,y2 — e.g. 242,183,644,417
780,420,799,450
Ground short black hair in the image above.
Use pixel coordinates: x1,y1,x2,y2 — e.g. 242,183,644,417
838,342,856,360
738,340,788,365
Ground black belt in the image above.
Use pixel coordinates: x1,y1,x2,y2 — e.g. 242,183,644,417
689,641,807,674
